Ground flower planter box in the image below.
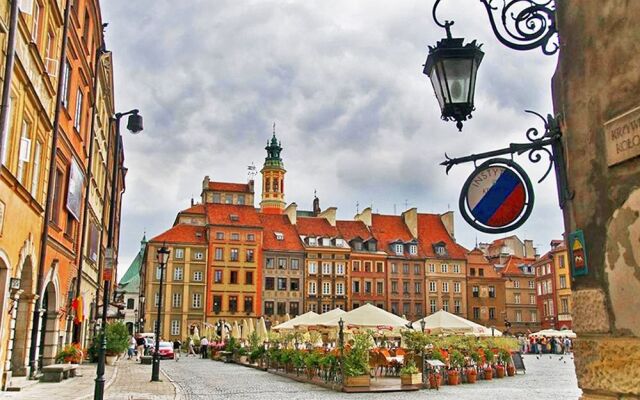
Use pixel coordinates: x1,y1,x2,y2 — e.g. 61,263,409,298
401,372,422,386
105,355,118,366
344,375,370,388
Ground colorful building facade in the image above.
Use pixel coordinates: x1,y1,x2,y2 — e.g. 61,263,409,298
466,248,505,328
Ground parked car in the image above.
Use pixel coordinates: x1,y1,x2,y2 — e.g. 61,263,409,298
156,341,174,359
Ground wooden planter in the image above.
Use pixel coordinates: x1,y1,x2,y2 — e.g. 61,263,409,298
401,372,422,385
344,375,370,388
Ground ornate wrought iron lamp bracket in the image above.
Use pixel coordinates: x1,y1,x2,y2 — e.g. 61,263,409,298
433,0,559,55
441,111,573,209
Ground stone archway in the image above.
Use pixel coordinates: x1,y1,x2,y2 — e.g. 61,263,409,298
10,256,35,376
0,250,11,387
38,280,59,368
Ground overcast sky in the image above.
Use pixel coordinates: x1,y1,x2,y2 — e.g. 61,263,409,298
102,1,563,279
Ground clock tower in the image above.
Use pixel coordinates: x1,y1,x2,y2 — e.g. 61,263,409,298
260,124,286,214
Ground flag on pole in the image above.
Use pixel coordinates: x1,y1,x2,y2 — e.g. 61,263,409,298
72,296,84,325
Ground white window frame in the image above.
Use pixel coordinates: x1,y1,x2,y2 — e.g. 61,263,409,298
172,293,181,308
30,141,41,196
173,267,183,281
442,282,449,293
322,282,331,295
335,263,345,275
171,320,180,336
192,293,202,308
453,264,460,273
429,264,435,273
193,271,203,282
175,248,184,259
442,299,449,312
74,88,83,131
308,281,317,295
429,281,436,292
409,244,417,255
441,264,448,273
454,282,461,293
194,251,204,260
321,262,331,275
394,244,403,255
335,282,344,296
308,261,317,274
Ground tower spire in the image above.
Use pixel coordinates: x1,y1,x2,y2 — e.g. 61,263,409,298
260,124,286,214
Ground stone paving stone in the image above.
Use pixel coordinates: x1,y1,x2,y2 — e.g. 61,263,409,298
161,354,582,400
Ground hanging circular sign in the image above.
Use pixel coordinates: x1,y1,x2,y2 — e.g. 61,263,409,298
459,158,534,234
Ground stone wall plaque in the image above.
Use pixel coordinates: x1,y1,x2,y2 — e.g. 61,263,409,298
604,105,640,166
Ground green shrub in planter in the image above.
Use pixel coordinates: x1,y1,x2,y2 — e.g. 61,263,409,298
105,321,130,356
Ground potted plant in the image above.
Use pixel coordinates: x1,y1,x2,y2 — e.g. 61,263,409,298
427,348,445,389
304,351,320,380
104,322,129,365
238,347,249,364
484,365,493,380
447,350,464,385
400,358,422,386
342,333,371,388
55,344,83,364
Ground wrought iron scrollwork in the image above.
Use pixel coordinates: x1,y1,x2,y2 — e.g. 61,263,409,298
480,0,558,55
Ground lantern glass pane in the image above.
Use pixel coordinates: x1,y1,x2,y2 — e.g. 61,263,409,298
469,58,479,104
429,61,446,110
442,58,472,104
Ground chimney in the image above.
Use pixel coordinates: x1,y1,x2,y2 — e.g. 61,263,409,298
318,207,337,227
524,239,535,259
202,175,210,190
284,202,297,225
440,211,455,239
401,208,418,238
190,197,194,206
248,179,255,193
355,207,372,227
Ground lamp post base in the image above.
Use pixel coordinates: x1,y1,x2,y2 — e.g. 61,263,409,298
151,355,161,382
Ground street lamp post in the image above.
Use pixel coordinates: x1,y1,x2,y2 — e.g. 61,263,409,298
420,318,426,381
338,317,344,382
151,244,170,382
94,109,143,400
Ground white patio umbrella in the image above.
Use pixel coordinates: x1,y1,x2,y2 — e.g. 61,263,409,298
272,311,319,330
412,310,502,336
241,319,250,340
256,317,268,341
231,321,240,339
322,303,410,330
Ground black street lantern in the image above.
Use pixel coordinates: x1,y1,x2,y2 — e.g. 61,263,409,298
424,31,483,132
151,244,170,382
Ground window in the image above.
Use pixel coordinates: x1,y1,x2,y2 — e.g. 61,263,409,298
245,271,253,285
277,302,286,315
30,141,41,197
321,304,331,313
308,281,317,295
174,267,183,281
549,299,554,315
193,271,203,281
127,298,134,309
277,277,287,291
472,285,479,297
215,232,224,240
336,282,344,295
537,282,542,295
479,268,484,277
229,296,238,312
391,302,398,315
376,281,384,294
470,268,476,276
352,280,360,293
156,266,162,280
265,277,275,290
215,248,223,260
31,1,42,42
454,282,461,293
391,281,398,293
175,248,184,259
154,293,160,307
441,264,448,273
514,293,521,304
529,294,535,304
453,264,460,273
229,271,238,284
429,264,435,273
290,302,299,316
214,270,223,283
429,281,437,292
335,238,344,247
414,264,421,275
213,295,222,312
335,263,345,275
415,303,423,317
247,233,255,241
363,281,371,294
322,238,331,246
61,59,71,106
560,275,567,289
264,301,274,315
559,255,566,269
513,280,520,288
322,262,331,275
403,302,410,315
322,282,331,295
391,263,397,274
403,281,410,294
442,282,449,293
353,241,362,251
231,233,240,240
436,245,445,255
291,259,300,270
442,299,449,312
230,248,239,261
530,310,537,322
454,300,461,314
266,258,274,268
16,121,30,184
212,193,221,203
246,249,254,262
172,293,181,308
414,282,422,294
308,261,317,274
225,194,233,204
394,244,403,255
278,258,287,269
74,89,83,132
515,310,522,322
489,307,496,320
352,261,360,272
488,285,496,298
171,320,180,336
194,251,204,260
290,278,299,291
473,307,480,319
308,237,317,246
376,262,384,273
529,280,535,289
409,245,417,255
402,263,409,274
430,299,437,314
192,293,202,308
237,195,245,205
244,296,253,313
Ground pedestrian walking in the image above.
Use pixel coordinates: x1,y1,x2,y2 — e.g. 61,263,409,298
563,337,572,354
128,335,136,360
135,334,146,361
200,336,209,359
187,337,196,357
173,338,182,361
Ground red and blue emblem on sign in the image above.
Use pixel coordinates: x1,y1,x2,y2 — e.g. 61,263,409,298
459,159,534,234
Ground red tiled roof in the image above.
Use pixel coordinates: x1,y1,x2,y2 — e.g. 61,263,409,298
466,248,501,278
417,213,467,259
207,181,252,193
296,217,338,237
149,224,207,244
370,214,422,256
502,256,536,275
336,220,371,241
179,204,205,214
259,214,304,252
206,204,262,227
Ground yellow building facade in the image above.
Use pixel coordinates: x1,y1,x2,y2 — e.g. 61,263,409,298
552,244,572,330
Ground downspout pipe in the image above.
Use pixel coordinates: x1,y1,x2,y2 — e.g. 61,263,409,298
29,0,72,378
0,0,21,161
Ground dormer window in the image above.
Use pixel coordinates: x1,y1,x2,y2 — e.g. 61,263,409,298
274,232,284,241
322,238,331,246
195,232,203,238
308,237,317,246
435,245,446,255
230,214,239,222
409,244,417,255
335,238,344,247
353,241,362,251
394,244,404,255
367,241,377,252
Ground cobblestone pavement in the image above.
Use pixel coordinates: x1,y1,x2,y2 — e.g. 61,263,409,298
161,354,582,400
